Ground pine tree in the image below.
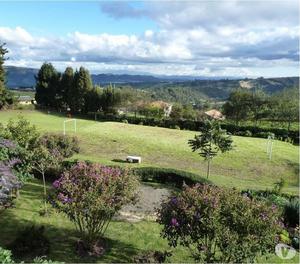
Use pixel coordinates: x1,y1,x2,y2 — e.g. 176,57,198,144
35,63,59,107
0,43,13,109
70,67,93,113
60,67,74,108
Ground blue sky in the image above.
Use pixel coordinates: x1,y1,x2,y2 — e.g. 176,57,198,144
0,0,299,77
0,1,156,36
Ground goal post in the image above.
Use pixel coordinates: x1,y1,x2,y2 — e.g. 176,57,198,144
63,119,77,135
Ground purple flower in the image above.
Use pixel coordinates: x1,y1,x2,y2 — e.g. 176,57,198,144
171,197,178,205
53,180,60,189
171,217,179,227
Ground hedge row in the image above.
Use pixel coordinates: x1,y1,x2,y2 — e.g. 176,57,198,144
88,113,299,144
133,167,212,188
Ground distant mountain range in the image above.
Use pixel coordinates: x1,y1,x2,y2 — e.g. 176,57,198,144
4,66,298,102
4,66,238,88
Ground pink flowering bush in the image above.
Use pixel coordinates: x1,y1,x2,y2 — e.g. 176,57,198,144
50,161,138,245
157,184,283,263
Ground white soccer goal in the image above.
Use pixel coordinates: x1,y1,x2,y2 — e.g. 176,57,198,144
63,119,77,135
266,135,274,160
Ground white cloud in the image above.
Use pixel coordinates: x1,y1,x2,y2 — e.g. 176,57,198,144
1,0,299,77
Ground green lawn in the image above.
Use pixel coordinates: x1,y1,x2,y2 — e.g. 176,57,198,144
0,109,298,193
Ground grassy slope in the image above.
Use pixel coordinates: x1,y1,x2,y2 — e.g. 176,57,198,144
0,109,298,193
0,179,297,263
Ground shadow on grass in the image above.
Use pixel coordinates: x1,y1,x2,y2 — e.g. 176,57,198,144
111,159,129,164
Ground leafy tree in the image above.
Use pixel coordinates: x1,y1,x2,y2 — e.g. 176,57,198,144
35,63,60,107
0,43,13,109
31,145,62,214
182,104,197,120
250,88,269,126
271,88,299,131
70,67,93,113
51,162,138,248
170,103,183,119
157,184,283,263
222,89,252,125
60,66,74,108
189,120,233,178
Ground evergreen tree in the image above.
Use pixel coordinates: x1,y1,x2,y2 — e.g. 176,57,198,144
101,84,121,114
0,43,13,109
35,63,59,107
70,67,93,113
60,67,74,108
85,86,102,113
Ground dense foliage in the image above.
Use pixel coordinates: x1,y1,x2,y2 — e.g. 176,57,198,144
39,133,79,158
0,247,13,263
157,184,283,262
50,162,138,245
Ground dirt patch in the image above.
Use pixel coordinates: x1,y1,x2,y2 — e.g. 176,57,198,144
115,184,171,222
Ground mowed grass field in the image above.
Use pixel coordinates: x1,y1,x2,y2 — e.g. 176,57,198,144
0,109,298,193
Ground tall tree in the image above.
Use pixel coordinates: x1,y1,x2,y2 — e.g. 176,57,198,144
70,67,93,113
60,67,74,108
222,89,252,125
101,83,121,114
271,88,299,131
85,85,102,113
189,120,233,178
249,88,269,126
35,63,59,107
0,43,13,109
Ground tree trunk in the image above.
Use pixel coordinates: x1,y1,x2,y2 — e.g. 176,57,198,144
42,171,48,214
207,159,211,179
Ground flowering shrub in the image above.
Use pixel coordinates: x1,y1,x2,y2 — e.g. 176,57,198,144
51,162,138,244
38,133,79,158
0,138,23,207
157,184,283,263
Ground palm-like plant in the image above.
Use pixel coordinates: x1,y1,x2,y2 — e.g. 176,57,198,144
189,120,233,178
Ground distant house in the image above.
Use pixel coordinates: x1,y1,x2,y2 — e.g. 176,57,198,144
205,109,224,120
17,96,35,105
150,101,173,117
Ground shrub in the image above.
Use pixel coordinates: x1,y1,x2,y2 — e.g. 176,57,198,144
39,133,79,158
1,116,40,150
0,247,13,263
235,130,252,137
8,225,50,259
50,161,138,245
283,198,299,228
133,167,211,188
157,184,283,263
121,119,128,124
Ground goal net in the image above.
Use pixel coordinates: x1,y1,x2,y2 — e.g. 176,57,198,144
63,119,77,135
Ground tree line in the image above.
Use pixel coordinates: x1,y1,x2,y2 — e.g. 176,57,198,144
35,63,125,114
222,87,299,131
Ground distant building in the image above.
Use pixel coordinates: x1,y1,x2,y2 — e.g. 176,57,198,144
17,96,35,105
205,109,224,120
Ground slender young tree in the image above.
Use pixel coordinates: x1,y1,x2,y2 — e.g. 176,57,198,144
31,145,62,215
189,120,233,178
